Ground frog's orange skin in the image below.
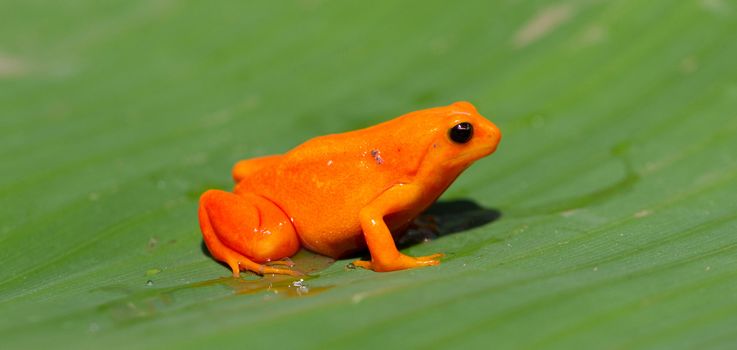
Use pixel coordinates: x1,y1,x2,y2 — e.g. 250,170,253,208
199,101,501,276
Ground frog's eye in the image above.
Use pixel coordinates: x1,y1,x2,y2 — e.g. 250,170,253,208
449,122,473,144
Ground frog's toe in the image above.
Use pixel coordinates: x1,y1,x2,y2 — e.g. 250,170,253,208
413,258,440,267
258,264,303,276
415,253,444,262
228,261,241,278
265,259,295,267
351,259,373,270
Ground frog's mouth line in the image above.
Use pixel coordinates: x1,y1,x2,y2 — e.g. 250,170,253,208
450,143,499,168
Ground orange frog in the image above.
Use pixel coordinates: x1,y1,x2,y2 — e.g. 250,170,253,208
199,101,501,276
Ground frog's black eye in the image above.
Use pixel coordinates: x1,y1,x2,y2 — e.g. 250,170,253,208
449,122,473,144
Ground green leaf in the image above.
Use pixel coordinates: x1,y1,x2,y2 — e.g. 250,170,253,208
2,1,737,348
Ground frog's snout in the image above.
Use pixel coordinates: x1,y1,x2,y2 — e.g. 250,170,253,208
479,120,501,156
489,122,502,150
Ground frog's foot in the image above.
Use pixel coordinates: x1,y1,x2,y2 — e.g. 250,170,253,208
352,253,444,272
199,190,301,277
238,252,302,276
265,259,296,267
223,251,302,277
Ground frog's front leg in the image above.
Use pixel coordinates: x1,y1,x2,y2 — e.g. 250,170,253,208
353,184,443,272
198,190,301,276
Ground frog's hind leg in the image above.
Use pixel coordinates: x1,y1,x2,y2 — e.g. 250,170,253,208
198,190,301,277
232,155,283,183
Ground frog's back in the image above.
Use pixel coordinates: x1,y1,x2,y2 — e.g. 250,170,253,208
235,117,436,257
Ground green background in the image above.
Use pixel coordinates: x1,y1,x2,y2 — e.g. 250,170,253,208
2,1,737,348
